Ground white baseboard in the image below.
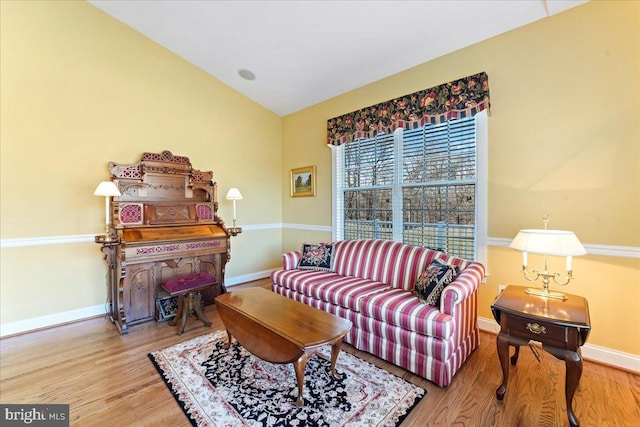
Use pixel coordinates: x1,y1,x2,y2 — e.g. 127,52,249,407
225,270,273,287
0,304,107,337
478,316,640,374
0,271,275,338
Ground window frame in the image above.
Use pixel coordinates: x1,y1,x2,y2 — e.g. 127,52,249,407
331,110,488,265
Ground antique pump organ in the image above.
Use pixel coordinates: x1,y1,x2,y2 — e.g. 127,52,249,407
95,151,231,334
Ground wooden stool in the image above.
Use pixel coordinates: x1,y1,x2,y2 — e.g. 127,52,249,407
161,273,217,335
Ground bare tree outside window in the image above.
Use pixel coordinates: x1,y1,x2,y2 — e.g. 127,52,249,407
342,117,477,259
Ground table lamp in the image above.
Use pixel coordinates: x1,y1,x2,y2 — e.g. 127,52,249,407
225,188,243,236
509,215,586,300
94,181,121,235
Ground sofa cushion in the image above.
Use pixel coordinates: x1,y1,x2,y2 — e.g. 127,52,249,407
271,269,389,312
270,269,340,295
305,276,390,312
298,243,335,271
331,239,440,290
361,288,454,340
412,260,459,306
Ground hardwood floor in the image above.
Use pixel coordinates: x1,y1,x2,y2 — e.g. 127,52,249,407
1,279,639,426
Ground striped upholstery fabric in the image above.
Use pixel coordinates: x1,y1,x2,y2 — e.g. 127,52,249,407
332,239,436,290
270,239,486,387
440,262,485,314
272,270,388,312
281,250,302,270
270,269,340,294
360,289,454,339
356,315,453,359
353,325,479,386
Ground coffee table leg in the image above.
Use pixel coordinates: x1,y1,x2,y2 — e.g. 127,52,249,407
293,353,310,407
223,328,232,350
330,340,344,380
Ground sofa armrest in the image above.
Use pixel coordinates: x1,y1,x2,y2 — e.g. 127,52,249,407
440,262,486,315
281,250,302,270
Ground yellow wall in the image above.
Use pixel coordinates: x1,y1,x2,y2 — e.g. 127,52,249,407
1,0,638,359
0,1,282,324
281,1,640,356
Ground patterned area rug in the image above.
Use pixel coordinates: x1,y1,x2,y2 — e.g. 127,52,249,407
149,330,425,426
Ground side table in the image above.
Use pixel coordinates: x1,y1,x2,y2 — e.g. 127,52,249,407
491,285,591,427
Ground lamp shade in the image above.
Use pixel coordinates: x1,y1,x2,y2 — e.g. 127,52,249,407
94,181,121,197
509,229,586,256
225,188,243,200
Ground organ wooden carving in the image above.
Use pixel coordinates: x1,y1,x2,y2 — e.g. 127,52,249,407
95,150,230,334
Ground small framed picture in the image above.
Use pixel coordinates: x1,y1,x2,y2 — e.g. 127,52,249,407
290,166,316,197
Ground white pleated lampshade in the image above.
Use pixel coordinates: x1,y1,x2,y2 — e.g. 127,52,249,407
225,188,243,200
94,181,121,197
509,229,586,256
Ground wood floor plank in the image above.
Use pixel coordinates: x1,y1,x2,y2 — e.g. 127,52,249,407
1,278,638,426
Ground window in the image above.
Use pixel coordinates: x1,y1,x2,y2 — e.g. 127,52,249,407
342,131,395,240
331,111,487,262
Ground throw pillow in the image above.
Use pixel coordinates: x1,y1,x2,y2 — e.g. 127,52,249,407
298,243,334,272
412,259,459,306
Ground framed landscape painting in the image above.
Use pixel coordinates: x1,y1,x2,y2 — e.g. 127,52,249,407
290,166,316,197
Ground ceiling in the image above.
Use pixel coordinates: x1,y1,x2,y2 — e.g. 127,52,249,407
88,0,588,116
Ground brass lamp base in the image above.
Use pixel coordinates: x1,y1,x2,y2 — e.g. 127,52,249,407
525,287,567,300
228,226,242,237
95,234,120,244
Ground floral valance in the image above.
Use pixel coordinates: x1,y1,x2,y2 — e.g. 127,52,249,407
327,72,490,146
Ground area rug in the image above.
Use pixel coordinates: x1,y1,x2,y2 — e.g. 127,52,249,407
149,330,425,426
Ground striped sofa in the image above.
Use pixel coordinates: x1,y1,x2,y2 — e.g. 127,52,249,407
270,239,486,387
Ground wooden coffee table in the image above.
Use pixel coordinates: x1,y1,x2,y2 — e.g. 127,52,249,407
214,287,352,406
